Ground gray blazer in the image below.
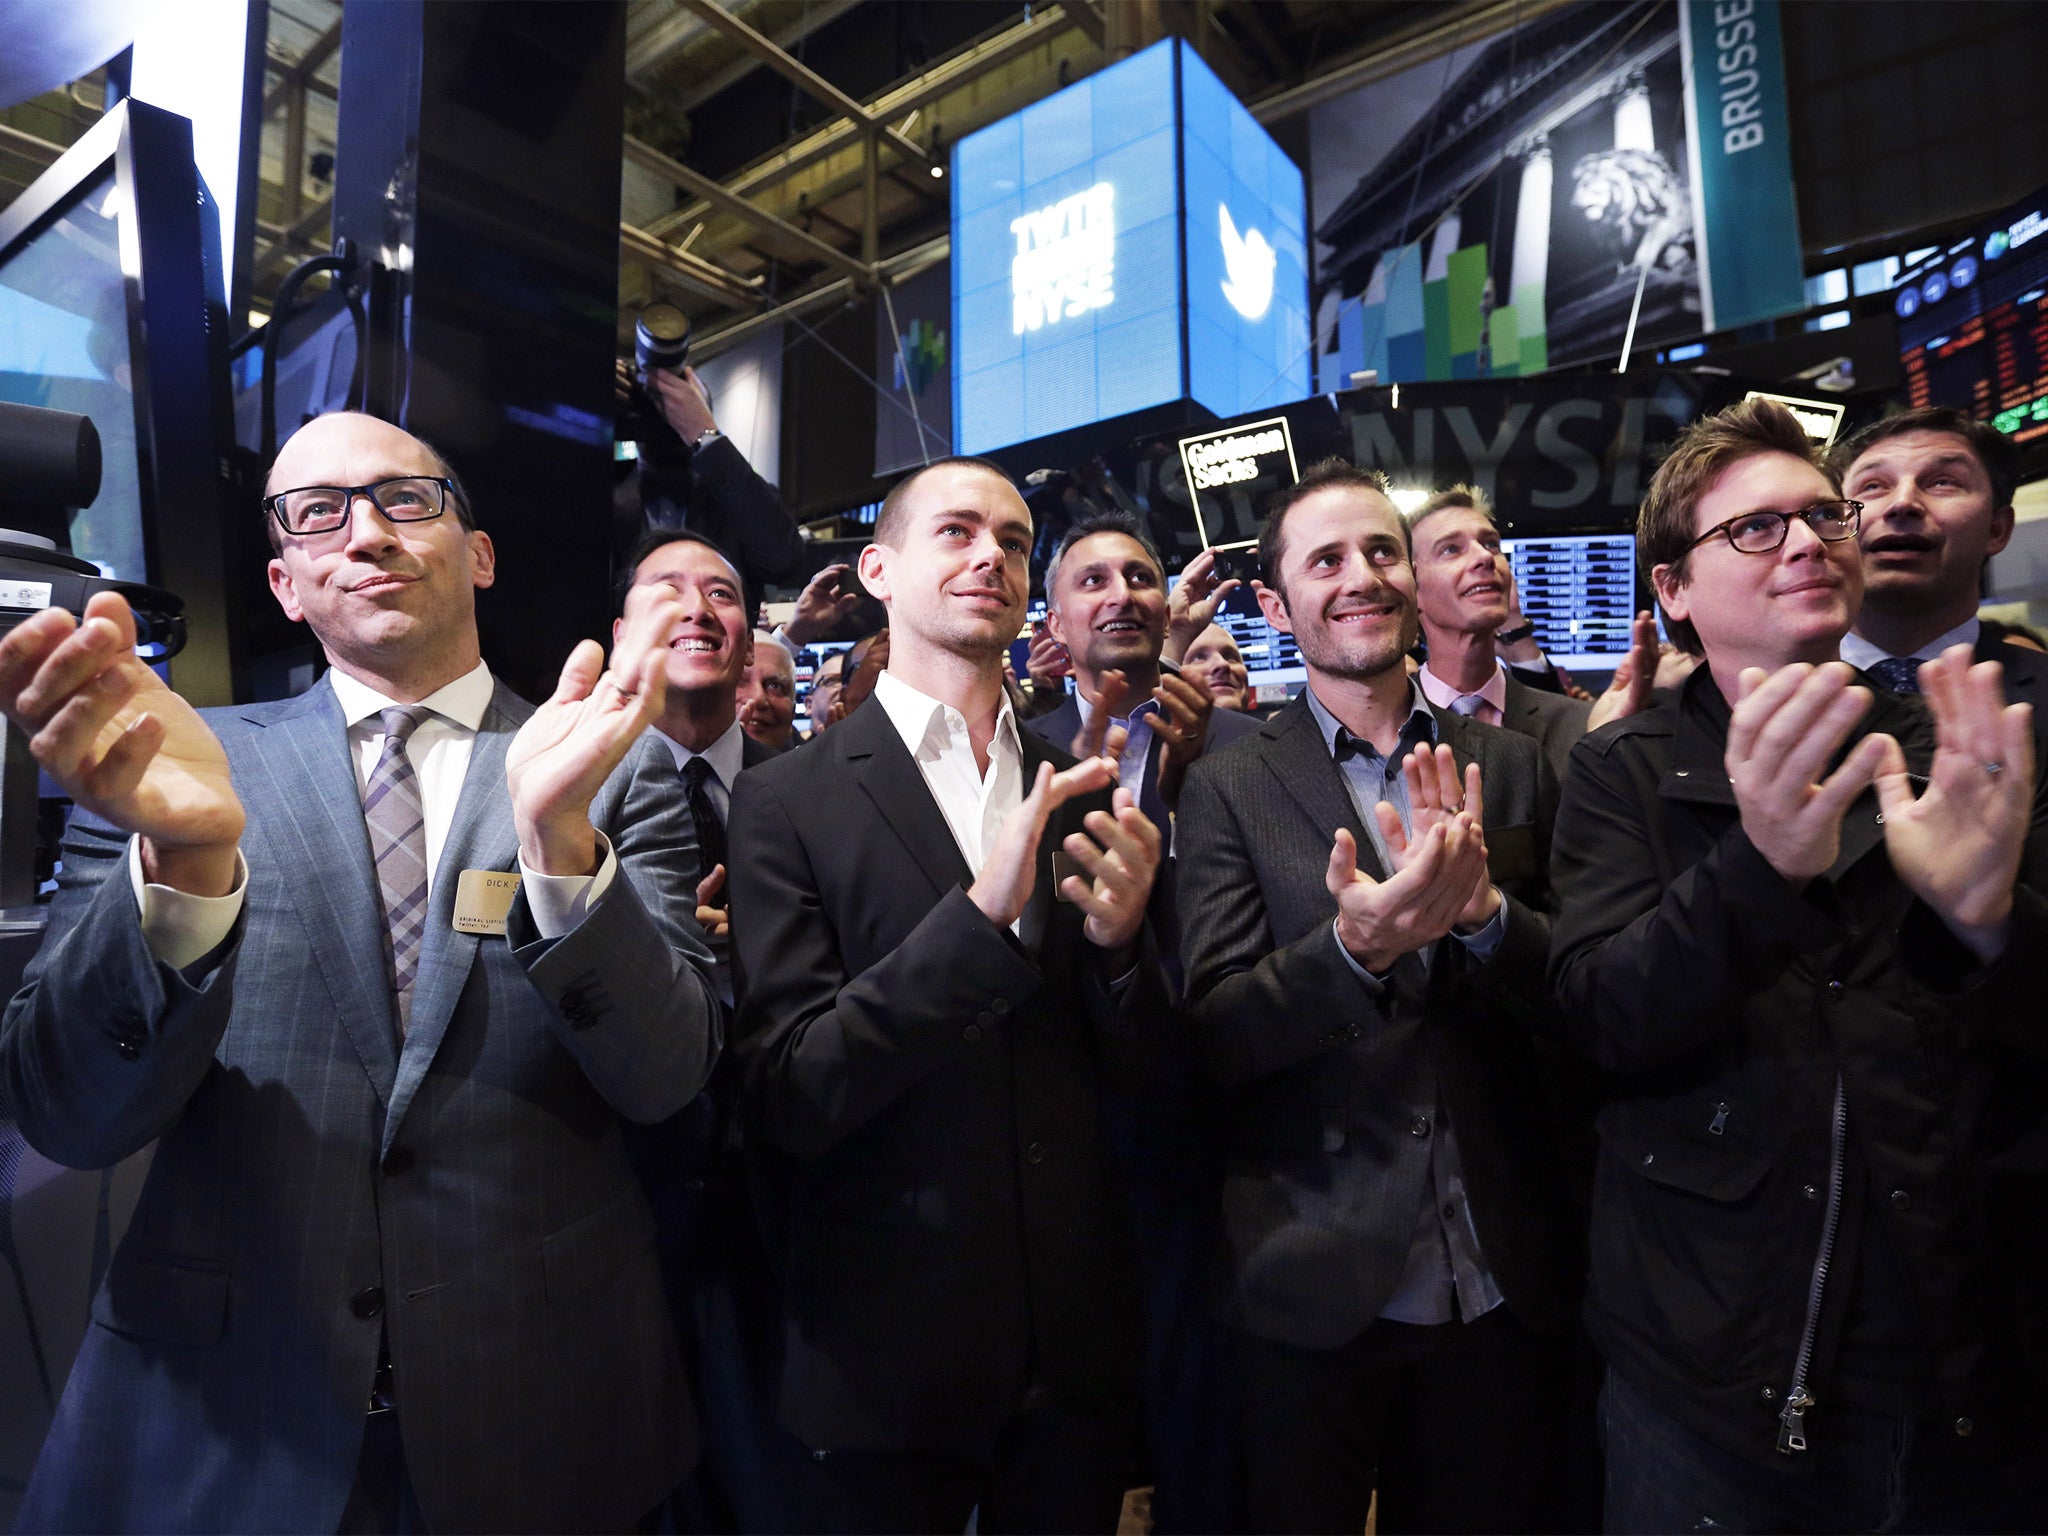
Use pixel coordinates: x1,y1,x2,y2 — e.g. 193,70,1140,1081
1501,671,1593,786
1176,695,1580,1350
2,677,720,1534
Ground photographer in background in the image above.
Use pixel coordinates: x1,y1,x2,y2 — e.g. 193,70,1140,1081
616,302,805,612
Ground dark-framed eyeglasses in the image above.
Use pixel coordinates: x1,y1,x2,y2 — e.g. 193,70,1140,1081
1686,499,1862,556
265,476,459,537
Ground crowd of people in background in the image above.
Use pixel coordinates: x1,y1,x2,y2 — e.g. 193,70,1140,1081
0,398,2043,1536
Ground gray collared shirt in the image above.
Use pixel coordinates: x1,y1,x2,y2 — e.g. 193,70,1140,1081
1303,683,1506,1327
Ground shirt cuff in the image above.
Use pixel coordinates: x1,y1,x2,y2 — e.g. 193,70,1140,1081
1507,656,1550,674
1452,895,1507,962
770,625,799,656
519,832,619,939
130,837,248,972
1333,917,1389,996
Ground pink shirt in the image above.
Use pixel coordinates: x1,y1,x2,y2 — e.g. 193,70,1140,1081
1417,660,1507,725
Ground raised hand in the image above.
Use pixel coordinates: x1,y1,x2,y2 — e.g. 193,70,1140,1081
507,583,683,875
1588,611,1661,731
1059,785,1163,954
1163,547,1242,663
1150,671,1214,811
1326,816,1489,975
1871,645,2034,958
1397,744,1499,929
785,563,863,645
1725,662,1889,886
695,863,730,939
1026,621,1071,691
968,757,1116,930
0,592,243,895
1071,669,1131,761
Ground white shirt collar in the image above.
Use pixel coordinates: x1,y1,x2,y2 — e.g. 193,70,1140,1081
328,659,494,733
1840,615,1980,671
872,669,1020,765
654,714,746,788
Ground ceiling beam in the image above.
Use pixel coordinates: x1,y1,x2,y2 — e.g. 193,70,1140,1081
620,221,766,306
675,0,931,167
624,133,870,282
691,233,949,362
1249,0,1576,124
0,121,64,167
644,2,1085,241
251,195,334,276
263,20,342,117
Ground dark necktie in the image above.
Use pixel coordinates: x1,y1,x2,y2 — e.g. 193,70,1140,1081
363,707,430,1037
682,755,728,901
1867,656,1923,696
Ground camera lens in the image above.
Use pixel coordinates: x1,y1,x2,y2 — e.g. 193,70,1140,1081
635,301,692,376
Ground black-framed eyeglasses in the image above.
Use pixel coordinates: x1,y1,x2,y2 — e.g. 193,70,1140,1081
265,476,459,536
1686,499,1862,556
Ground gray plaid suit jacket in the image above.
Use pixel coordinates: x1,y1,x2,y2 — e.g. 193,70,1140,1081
1,675,719,1533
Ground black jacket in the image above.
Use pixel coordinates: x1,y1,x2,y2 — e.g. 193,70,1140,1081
1549,667,2048,1466
725,699,1175,1455
1176,696,1581,1349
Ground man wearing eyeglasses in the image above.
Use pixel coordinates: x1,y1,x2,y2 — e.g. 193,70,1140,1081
1549,397,2047,1531
0,411,721,1533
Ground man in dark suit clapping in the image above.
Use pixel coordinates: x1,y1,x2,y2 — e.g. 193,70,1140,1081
1176,459,1580,1534
726,456,1172,1534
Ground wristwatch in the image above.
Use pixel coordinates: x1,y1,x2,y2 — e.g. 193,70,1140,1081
1497,620,1536,644
693,426,723,449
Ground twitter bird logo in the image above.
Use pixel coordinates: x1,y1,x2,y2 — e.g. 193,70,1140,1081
1219,203,1276,321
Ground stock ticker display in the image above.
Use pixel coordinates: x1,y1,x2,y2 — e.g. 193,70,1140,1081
1896,185,2048,445
950,39,1309,454
1500,534,1638,674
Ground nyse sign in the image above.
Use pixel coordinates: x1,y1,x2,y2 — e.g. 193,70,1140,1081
1011,182,1116,334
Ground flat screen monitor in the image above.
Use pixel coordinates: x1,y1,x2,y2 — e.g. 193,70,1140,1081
0,167,144,580
1500,533,1638,673
1895,184,2048,445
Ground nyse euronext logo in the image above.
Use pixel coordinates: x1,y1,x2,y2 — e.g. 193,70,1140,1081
894,318,947,398
1010,182,1116,334
1219,203,1276,322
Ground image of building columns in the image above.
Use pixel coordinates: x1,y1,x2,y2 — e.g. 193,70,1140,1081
1508,133,1552,373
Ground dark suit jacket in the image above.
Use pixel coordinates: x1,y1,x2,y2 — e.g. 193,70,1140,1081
1175,695,1580,1350
1502,671,1593,786
1979,622,2048,711
2,678,720,1534
726,698,1174,1455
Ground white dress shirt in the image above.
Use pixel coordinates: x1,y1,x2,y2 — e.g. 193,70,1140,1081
132,661,617,970
872,670,1029,938
1840,615,1980,672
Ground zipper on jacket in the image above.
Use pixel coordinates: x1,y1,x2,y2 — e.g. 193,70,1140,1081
1778,1074,1846,1454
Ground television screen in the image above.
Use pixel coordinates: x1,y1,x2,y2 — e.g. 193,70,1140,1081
1167,573,1305,701
792,638,855,733
0,169,146,581
1896,185,2048,445
1500,533,1638,673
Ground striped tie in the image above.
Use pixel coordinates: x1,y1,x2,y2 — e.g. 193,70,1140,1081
364,706,431,1036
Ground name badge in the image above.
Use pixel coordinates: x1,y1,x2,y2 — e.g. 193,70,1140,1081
454,869,522,936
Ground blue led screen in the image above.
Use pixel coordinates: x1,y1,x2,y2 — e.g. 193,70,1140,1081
1178,48,1310,420
951,40,1309,454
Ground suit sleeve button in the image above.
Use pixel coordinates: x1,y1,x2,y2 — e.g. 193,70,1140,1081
1410,1116,1432,1138
962,1024,982,1044
1025,1142,1045,1165
990,998,1011,1017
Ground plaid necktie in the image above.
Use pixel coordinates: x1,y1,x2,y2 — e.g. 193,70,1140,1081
1867,656,1923,696
363,706,431,1036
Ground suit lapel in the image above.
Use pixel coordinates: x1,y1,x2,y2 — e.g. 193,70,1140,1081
846,703,976,899
1260,700,1382,878
1017,724,1063,950
239,679,401,1103
383,684,524,1151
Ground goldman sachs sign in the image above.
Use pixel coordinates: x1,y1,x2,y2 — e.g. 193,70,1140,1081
951,38,1311,454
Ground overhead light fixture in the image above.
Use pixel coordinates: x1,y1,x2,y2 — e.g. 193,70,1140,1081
1388,486,1429,515
930,122,946,179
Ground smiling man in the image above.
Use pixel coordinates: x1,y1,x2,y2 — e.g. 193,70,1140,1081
1410,485,1592,782
0,411,719,1533
726,456,1171,1534
1176,458,1578,1533
1834,406,2045,711
1550,397,2047,1532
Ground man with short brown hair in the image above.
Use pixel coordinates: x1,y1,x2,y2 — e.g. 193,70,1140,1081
1552,396,2047,1532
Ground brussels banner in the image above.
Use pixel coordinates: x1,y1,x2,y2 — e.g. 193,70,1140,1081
1678,0,1805,331
950,38,1310,454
